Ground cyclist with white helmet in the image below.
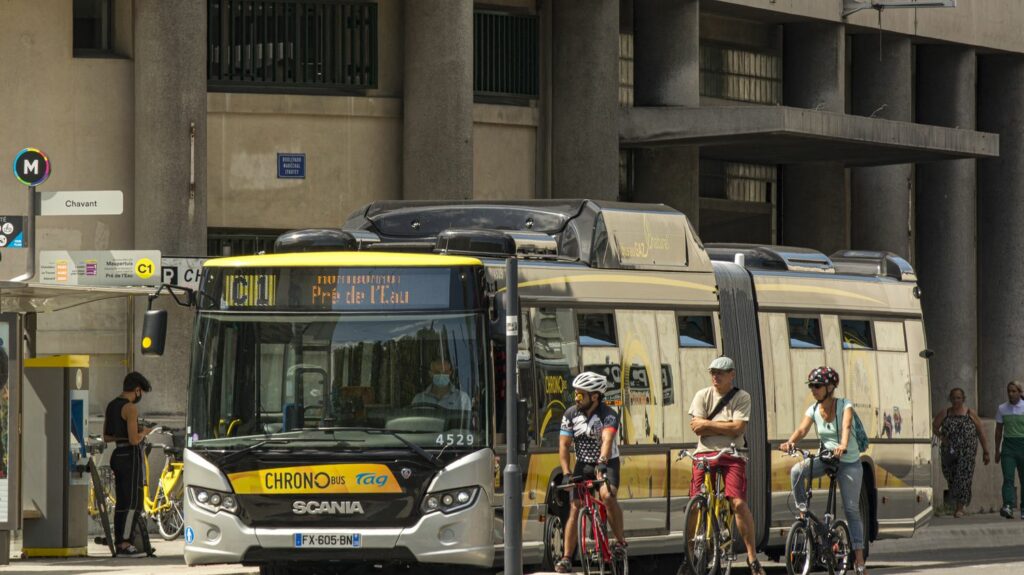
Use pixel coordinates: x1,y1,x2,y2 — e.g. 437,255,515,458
554,371,625,573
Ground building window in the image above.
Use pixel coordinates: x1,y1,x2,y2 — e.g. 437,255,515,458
699,159,778,244
578,313,617,347
788,316,823,349
841,319,874,350
700,43,781,105
208,228,285,257
207,0,378,93
619,32,633,108
474,10,539,101
700,160,776,204
678,315,715,348
73,0,113,56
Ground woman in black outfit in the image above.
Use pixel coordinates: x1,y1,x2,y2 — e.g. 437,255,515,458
102,372,154,557
933,387,990,518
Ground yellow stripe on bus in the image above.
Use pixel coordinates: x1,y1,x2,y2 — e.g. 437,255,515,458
205,252,483,268
228,463,401,495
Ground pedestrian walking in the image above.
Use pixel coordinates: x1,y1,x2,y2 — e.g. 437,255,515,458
995,380,1024,519
932,387,989,518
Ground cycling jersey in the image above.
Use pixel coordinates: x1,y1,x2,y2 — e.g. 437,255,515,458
560,403,620,463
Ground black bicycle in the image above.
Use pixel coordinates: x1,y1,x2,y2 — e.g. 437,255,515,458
784,448,853,575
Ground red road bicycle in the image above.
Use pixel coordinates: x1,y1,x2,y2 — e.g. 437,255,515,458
558,474,629,575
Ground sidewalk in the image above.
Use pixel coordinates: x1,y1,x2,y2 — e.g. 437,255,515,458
4,512,1023,574
3,538,257,575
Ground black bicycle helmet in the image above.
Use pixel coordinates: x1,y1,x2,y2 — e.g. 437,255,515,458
806,366,839,387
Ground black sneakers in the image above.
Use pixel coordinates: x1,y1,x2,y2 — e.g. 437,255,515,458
117,544,146,558
1000,504,1014,519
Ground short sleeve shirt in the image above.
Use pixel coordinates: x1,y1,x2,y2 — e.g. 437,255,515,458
806,398,860,463
689,386,751,453
411,388,472,411
560,403,620,463
996,401,1024,438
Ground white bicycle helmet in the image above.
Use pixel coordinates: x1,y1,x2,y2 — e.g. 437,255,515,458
572,371,609,395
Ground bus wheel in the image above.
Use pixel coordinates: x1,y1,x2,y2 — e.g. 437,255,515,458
542,511,567,571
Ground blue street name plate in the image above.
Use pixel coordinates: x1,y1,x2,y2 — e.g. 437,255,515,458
277,153,306,179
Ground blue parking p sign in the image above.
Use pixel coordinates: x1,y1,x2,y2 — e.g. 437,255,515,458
277,153,306,179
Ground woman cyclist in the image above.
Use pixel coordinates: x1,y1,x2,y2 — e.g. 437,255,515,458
779,366,868,575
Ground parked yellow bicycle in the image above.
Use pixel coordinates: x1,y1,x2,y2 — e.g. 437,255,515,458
143,427,186,540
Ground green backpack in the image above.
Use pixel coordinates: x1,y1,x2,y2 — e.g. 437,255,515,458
843,398,871,451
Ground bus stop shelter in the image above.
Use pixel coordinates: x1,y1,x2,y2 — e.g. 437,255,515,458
0,281,153,562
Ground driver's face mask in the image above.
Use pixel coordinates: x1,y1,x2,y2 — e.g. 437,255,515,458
432,373,451,388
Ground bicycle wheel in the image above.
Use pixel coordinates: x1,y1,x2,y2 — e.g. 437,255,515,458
827,520,853,575
683,495,718,575
785,520,813,575
578,507,603,575
156,488,185,540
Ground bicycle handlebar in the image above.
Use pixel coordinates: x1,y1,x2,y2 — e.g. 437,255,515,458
557,476,607,491
676,444,746,462
784,448,838,463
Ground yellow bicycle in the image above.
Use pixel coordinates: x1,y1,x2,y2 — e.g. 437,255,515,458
142,427,186,540
678,445,745,575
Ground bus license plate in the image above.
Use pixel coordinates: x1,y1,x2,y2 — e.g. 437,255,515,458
294,533,362,548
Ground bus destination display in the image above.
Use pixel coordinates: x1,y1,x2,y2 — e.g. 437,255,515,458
221,268,452,311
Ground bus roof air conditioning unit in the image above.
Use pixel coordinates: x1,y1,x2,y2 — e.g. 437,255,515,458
274,229,379,253
434,229,559,259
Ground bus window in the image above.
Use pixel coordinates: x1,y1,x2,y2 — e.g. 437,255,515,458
788,316,823,349
532,308,578,447
578,312,617,346
874,320,907,352
840,319,874,350
677,315,715,348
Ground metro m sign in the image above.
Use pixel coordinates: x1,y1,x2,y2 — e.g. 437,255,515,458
13,148,50,187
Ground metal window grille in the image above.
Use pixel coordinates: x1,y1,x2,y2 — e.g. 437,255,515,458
699,43,781,105
208,0,378,93
700,159,776,203
619,32,634,108
473,11,539,100
208,229,285,257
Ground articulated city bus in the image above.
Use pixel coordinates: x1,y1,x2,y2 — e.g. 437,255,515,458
168,200,932,574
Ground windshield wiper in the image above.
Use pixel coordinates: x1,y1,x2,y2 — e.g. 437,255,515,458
214,435,351,466
318,427,444,470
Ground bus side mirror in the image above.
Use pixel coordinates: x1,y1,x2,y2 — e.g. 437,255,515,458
141,309,167,356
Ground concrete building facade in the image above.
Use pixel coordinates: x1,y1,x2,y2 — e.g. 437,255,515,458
0,1,1019,456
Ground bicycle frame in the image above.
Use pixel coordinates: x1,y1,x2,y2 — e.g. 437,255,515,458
796,451,840,537
694,457,734,543
568,478,614,565
142,442,184,516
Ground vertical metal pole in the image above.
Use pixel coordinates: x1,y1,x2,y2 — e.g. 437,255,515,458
0,530,9,565
502,256,522,575
11,186,37,282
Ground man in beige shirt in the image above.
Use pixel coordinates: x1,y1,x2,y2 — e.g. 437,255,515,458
688,356,763,575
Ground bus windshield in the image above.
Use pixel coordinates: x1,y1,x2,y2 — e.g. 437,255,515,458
187,311,490,451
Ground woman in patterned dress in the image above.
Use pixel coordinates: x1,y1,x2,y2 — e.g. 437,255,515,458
933,387,990,518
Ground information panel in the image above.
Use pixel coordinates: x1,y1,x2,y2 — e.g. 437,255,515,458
219,267,455,311
38,250,162,286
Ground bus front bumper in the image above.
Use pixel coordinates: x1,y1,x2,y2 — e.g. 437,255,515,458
184,493,494,568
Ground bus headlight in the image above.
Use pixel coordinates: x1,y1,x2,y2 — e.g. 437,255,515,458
189,486,239,515
421,487,480,515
